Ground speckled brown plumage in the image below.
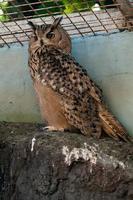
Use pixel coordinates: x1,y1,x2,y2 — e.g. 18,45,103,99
28,17,131,142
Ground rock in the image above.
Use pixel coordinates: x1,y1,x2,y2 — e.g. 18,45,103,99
0,122,133,200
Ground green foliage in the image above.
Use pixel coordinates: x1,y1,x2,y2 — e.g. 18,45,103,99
62,0,94,13
0,0,98,22
36,0,64,15
0,1,9,21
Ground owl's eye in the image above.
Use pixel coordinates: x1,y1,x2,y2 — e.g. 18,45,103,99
46,32,55,39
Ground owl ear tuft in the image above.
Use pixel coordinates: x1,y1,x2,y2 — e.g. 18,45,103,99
52,17,63,28
28,21,36,30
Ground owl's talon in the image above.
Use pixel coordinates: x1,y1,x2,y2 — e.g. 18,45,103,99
43,126,65,132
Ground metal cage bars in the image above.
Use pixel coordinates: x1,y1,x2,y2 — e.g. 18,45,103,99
0,0,132,47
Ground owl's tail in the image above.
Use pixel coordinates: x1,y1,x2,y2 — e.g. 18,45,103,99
99,105,131,142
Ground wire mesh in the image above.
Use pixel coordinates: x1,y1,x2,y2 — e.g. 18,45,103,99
0,0,133,47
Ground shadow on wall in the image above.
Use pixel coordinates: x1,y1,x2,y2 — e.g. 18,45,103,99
0,32,133,135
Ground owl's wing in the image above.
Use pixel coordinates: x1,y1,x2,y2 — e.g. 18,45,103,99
37,47,102,138
37,47,131,141
38,48,103,104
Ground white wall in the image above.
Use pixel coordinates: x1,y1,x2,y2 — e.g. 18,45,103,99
0,32,133,135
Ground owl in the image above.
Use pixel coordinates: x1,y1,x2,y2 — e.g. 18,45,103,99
28,17,130,142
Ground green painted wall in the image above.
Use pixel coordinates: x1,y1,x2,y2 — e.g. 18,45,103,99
0,32,133,135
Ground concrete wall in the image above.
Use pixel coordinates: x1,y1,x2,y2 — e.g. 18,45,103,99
0,32,133,135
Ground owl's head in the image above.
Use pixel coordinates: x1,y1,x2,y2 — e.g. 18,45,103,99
28,17,71,53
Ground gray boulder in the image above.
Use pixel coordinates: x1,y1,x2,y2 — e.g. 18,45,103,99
0,122,133,200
